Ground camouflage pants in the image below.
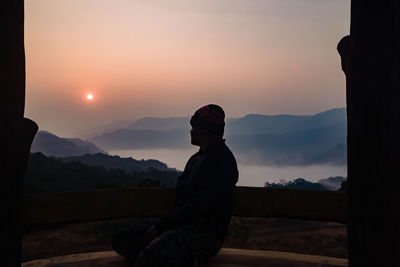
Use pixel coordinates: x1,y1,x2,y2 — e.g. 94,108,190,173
112,218,222,267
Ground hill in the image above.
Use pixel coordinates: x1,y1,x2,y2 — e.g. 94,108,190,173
127,117,189,130
88,108,346,166
60,153,174,172
226,108,345,135
31,131,106,157
89,128,190,150
90,108,345,135
227,122,346,166
25,153,180,194
77,119,138,138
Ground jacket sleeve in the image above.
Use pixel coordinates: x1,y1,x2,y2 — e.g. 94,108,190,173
154,157,235,234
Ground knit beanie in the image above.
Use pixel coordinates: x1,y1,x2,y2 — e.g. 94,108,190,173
190,104,225,138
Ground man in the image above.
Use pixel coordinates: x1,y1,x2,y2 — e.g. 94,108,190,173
112,104,239,267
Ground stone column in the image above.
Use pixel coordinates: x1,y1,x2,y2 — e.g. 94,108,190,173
343,1,400,266
0,1,38,266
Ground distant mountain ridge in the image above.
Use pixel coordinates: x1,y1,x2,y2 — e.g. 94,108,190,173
77,119,138,138
89,108,344,134
88,108,346,166
125,117,237,131
31,131,177,171
60,153,175,172
90,128,190,150
31,131,106,157
26,152,179,194
228,121,346,166
226,108,346,135
32,108,346,167
127,117,189,130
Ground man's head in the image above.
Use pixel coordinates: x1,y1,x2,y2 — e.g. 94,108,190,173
190,104,225,147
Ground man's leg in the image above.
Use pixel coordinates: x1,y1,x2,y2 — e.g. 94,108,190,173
134,225,221,267
112,218,159,261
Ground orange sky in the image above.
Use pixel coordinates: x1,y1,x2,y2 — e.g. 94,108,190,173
24,0,350,137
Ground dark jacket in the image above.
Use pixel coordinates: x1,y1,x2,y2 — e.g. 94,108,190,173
154,140,238,240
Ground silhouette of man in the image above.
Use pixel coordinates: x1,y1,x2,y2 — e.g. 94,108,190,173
112,104,239,267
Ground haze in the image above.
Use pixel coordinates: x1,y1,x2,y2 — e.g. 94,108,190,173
24,0,349,137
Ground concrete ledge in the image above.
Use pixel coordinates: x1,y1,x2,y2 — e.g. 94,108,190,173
22,248,348,267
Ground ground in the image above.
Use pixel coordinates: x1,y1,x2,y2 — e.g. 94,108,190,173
22,217,347,262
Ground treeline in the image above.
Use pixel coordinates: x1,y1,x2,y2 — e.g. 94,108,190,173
25,152,180,194
265,177,347,191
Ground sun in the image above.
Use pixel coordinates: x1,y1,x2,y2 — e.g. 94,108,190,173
86,93,94,100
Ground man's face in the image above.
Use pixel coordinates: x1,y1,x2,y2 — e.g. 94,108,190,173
190,127,201,146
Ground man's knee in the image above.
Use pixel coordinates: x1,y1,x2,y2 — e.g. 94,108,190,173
134,229,196,267
112,227,146,261
111,228,128,256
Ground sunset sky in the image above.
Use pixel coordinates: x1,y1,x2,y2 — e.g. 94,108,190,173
24,0,350,137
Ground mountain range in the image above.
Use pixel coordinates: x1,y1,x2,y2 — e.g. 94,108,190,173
88,108,347,166
31,131,106,157
60,153,174,172
31,131,176,172
25,152,179,194
31,108,346,167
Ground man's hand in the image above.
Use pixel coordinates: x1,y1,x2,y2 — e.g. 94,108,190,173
145,225,158,243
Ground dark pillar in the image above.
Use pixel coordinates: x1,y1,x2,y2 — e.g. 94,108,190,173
0,1,38,266
343,0,400,266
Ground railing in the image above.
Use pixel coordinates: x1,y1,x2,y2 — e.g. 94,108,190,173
23,187,347,225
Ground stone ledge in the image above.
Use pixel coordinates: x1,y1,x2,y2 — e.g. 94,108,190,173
22,248,348,267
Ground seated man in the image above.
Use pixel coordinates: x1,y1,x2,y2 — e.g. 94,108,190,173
112,104,239,267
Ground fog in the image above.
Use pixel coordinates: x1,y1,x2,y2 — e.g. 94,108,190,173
109,148,346,187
